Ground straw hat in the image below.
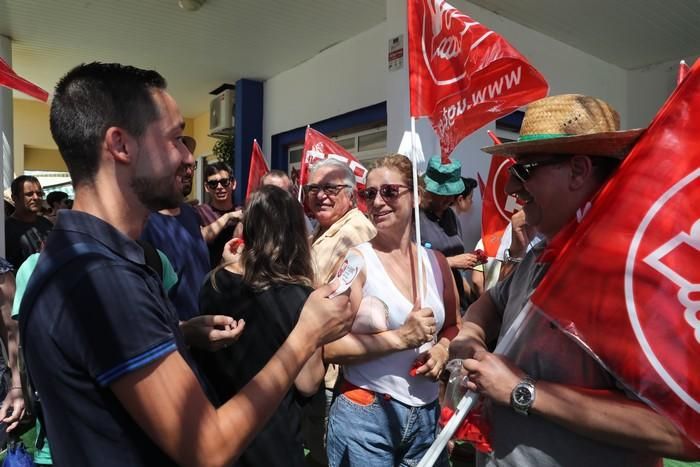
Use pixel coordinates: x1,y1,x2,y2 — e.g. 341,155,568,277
482,94,644,159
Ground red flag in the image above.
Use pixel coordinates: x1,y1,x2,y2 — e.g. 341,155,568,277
531,59,700,446
408,0,548,162
300,127,368,210
0,58,48,102
479,154,520,257
245,139,269,200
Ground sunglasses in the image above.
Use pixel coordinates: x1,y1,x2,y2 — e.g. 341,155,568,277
303,183,350,197
358,184,409,202
206,177,233,190
509,158,563,183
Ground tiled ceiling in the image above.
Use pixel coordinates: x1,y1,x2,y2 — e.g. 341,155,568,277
0,0,386,117
2,0,699,118
469,0,700,70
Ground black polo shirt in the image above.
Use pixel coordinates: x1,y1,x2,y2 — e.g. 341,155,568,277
22,211,199,466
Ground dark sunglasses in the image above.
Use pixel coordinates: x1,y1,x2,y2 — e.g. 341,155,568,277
302,183,350,197
509,158,563,183
206,177,233,190
358,184,409,202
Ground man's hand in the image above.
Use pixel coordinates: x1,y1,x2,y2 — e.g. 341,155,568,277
296,282,353,347
509,210,530,258
412,341,449,380
448,332,487,360
447,252,480,270
461,350,524,406
180,315,245,351
0,387,25,432
399,307,436,348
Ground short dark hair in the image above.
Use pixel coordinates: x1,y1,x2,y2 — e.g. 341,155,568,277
459,177,477,198
261,169,289,184
10,175,41,199
49,62,166,186
46,191,69,207
205,161,233,179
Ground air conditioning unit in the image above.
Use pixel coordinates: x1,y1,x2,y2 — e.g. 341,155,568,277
209,88,235,138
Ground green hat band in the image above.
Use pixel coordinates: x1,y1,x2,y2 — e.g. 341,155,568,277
518,133,569,142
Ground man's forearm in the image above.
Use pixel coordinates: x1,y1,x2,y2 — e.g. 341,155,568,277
200,212,238,243
533,381,700,460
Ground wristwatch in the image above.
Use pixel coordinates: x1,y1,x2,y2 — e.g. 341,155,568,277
511,375,536,415
504,248,523,264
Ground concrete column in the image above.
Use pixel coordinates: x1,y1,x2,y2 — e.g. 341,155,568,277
0,35,12,257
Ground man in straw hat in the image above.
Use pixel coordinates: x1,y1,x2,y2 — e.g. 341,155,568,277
450,94,699,466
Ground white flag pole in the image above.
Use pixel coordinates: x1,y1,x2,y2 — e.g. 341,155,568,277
417,301,538,467
411,117,425,306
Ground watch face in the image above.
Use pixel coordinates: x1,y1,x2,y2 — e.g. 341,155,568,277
514,385,532,405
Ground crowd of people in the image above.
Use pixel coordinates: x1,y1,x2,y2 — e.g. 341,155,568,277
0,61,697,467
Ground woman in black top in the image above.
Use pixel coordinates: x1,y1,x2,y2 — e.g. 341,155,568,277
195,185,324,467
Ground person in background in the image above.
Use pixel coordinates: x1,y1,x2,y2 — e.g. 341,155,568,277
45,191,70,224
196,162,243,267
324,154,460,467
261,169,316,234
195,185,323,467
419,157,479,312
5,176,53,270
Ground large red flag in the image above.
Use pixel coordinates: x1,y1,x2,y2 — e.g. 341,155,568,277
300,127,368,210
245,139,269,200
0,58,48,102
408,0,548,162
479,131,522,257
479,154,520,257
531,60,700,445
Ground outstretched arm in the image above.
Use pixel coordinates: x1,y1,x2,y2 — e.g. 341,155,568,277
112,283,353,467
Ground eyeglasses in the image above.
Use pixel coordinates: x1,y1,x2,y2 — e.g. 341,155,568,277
358,184,409,202
508,158,563,183
183,161,198,172
206,177,233,190
303,183,350,197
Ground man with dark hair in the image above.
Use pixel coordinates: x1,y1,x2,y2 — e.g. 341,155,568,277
21,62,352,467
45,190,70,223
5,175,53,269
261,169,292,192
196,161,243,266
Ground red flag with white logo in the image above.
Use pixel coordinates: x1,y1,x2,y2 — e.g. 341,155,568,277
479,154,520,257
407,0,548,162
300,127,368,211
245,139,269,200
531,60,700,445
0,58,48,102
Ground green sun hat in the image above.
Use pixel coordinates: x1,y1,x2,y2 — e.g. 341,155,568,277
423,156,465,196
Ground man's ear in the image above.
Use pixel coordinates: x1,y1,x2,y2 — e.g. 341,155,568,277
569,155,594,190
231,178,237,191
104,127,134,164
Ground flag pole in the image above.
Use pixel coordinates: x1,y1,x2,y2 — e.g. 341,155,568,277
411,116,425,306
417,301,538,467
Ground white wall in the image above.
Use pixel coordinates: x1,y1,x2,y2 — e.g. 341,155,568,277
262,22,388,154
261,0,680,247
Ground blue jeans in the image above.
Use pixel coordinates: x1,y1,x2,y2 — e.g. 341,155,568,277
326,391,449,467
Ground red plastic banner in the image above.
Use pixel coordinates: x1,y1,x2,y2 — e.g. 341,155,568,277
300,127,368,211
0,58,48,102
531,61,700,446
245,139,269,200
407,0,548,161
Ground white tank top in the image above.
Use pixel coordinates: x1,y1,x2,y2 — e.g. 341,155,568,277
343,242,445,406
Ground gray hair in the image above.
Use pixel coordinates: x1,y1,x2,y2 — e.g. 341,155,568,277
308,158,356,205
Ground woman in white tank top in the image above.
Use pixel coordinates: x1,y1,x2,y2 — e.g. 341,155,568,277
324,154,460,467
